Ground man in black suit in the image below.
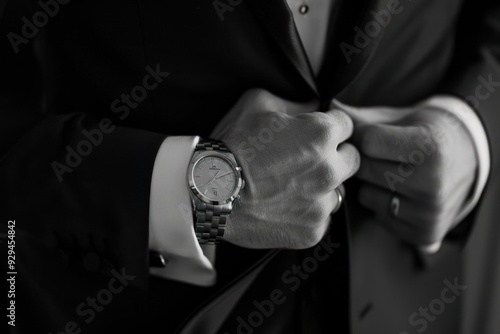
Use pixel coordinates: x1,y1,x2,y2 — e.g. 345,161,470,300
1,0,499,333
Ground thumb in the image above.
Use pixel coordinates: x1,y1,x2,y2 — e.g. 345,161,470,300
331,99,413,124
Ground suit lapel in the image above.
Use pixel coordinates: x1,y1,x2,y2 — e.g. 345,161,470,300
248,0,391,107
318,0,391,104
246,0,319,97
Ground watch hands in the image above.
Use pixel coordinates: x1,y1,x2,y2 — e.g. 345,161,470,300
207,170,221,185
215,171,233,179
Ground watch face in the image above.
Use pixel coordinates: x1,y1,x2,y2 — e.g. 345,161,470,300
192,156,237,201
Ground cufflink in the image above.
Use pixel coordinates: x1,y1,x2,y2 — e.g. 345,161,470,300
149,250,167,268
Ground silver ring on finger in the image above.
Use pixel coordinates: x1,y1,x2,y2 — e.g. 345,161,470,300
390,195,400,218
332,187,344,214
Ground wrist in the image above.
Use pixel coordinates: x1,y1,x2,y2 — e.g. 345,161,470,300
187,138,245,244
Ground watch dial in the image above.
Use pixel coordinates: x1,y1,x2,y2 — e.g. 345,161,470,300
193,156,236,201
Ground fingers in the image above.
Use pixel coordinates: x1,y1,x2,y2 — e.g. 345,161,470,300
418,242,442,254
319,185,344,224
337,183,346,199
322,189,342,217
296,111,358,191
322,109,354,143
358,184,439,228
331,184,345,214
332,99,430,162
352,123,431,162
356,156,428,196
300,192,339,248
337,143,361,180
358,183,453,247
331,99,413,124
376,215,440,248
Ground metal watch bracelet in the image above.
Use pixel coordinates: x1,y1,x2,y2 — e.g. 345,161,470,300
193,139,231,244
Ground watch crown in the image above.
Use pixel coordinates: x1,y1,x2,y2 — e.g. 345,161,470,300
241,179,246,189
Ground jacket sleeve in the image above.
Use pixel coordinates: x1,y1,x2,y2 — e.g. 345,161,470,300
445,0,500,173
0,1,190,332
439,0,500,246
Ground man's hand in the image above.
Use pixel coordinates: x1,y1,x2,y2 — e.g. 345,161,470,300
334,99,477,249
210,89,360,249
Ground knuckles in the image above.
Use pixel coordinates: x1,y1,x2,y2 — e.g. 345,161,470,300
315,160,340,192
307,200,330,223
329,110,353,136
298,112,341,146
341,143,361,174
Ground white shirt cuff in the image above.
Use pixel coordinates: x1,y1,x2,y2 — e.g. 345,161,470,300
149,136,217,286
421,95,491,224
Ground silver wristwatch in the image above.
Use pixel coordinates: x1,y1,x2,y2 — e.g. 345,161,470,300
187,139,245,244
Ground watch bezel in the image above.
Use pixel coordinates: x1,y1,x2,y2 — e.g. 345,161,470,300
187,150,243,205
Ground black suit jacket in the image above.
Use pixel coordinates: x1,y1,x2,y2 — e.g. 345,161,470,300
1,0,499,333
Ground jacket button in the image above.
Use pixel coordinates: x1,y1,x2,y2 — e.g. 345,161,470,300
149,251,167,268
299,5,309,14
